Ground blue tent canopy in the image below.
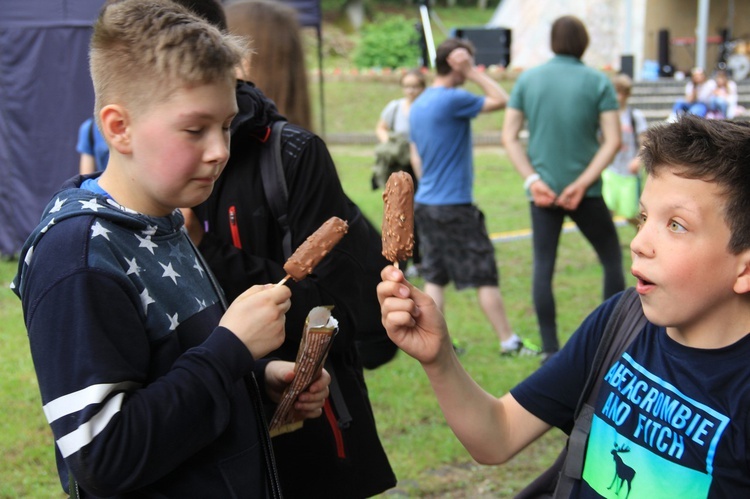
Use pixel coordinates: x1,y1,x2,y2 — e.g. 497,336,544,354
0,0,322,257
0,0,102,257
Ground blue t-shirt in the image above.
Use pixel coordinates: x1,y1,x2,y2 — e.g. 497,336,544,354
409,86,484,205
76,117,110,171
512,292,750,497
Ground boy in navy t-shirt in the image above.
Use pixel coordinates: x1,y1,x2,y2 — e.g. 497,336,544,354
378,114,750,495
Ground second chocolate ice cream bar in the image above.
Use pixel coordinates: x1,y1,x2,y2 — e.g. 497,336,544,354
381,171,415,264
283,216,349,282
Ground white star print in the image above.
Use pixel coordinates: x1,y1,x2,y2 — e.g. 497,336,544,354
193,257,205,278
90,222,111,240
142,225,158,237
125,257,142,276
24,246,34,266
140,287,155,314
160,261,181,284
195,297,207,309
167,312,180,331
40,218,56,233
79,199,101,212
49,197,66,213
135,234,158,254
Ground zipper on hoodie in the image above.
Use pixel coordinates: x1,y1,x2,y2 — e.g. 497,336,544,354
228,206,242,249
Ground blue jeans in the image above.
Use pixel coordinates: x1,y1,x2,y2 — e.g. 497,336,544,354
708,96,728,118
672,99,707,117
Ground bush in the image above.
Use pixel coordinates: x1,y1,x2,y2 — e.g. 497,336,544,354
353,15,421,69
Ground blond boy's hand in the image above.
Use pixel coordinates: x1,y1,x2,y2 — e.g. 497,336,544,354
265,361,331,420
377,266,451,366
220,284,291,359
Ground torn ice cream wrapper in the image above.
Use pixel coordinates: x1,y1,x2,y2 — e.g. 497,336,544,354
269,306,338,436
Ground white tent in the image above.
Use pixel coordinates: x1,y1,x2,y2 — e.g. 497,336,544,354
486,0,636,72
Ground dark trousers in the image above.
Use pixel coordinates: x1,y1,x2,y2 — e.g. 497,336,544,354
530,197,625,353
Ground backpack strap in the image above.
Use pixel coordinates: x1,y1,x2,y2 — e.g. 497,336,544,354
553,287,647,498
258,120,292,258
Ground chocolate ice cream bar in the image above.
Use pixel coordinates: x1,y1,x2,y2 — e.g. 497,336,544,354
282,216,348,282
381,171,414,264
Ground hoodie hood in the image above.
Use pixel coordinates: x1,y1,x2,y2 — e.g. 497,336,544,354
231,80,287,141
12,175,185,299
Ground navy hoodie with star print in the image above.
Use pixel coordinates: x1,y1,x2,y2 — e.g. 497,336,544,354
13,175,275,498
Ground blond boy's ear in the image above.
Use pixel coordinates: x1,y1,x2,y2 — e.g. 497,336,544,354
733,250,750,295
100,104,132,155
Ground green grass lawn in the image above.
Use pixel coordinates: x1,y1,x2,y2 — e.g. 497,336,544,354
0,146,637,497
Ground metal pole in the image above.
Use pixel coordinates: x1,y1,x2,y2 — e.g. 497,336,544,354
419,4,436,69
695,0,710,70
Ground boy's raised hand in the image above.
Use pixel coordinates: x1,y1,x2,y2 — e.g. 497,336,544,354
447,47,475,76
220,284,292,359
377,266,451,365
265,361,331,420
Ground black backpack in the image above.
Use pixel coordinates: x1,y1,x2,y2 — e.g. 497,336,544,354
260,121,398,369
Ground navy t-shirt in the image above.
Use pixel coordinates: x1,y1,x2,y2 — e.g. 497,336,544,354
512,292,750,497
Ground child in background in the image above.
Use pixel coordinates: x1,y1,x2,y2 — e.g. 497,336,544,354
378,114,750,495
602,73,648,229
12,1,328,496
707,69,739,119
76,116,109,174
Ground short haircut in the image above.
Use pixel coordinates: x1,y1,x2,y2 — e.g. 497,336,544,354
550,15,589,59
640,114,750,253
90,0,245,125
434,38,475,76
612,73,633,95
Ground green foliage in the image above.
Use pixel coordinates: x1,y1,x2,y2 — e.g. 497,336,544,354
353,15,421,69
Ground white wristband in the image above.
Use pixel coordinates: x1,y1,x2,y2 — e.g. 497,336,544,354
523,173,540,190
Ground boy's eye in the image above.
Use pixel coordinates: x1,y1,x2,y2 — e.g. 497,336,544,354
186,128,203,135
668,220,687,233
635,213,646,230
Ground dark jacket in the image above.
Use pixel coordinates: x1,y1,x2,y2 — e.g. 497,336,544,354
193,82,396,499
13,177,274,497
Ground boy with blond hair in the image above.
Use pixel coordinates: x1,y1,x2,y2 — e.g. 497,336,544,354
379,114,750,494
12,1,329,496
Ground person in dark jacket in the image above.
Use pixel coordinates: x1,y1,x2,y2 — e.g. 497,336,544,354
180,1,397,497
12,1,329,496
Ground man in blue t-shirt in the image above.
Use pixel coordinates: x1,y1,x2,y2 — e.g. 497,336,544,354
409,39,534,356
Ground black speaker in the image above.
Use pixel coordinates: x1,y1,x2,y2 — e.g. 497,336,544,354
455,27,511,67
620,55,634,78
658,29,673,77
